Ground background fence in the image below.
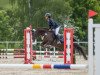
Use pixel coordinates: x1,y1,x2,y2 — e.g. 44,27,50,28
0,41,88,49
0,41,88,54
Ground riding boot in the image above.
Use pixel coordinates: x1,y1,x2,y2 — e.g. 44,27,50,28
59,36,64,43
56,35,61,44
56,35,63,43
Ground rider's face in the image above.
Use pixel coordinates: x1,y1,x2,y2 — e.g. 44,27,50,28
45,16,48,20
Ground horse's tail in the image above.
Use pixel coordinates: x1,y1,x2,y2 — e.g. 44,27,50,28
74,43,87,60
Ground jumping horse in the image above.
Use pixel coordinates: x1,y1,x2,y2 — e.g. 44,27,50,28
32,28,87,61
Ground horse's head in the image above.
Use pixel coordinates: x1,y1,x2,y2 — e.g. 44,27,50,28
32,27,49,43
32,29,37,44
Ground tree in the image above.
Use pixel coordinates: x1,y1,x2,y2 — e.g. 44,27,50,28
9,0,72,40
70,0,100,41
0,10,13,41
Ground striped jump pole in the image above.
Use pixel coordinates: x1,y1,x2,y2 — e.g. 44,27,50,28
24,26,33,64
13,50,64,58
64,28,74,64
0,64,87,69
32,51,64,58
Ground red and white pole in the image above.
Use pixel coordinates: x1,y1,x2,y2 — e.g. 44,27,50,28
24,27,33,64
64,28,74,64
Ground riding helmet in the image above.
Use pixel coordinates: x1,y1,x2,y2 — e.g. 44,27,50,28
45,13,51,18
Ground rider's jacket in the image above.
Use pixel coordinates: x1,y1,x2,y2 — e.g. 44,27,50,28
47,18,59,29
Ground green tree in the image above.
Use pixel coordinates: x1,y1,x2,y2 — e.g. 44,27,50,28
70,0,100,41
9,0,72,40
0,10,13,41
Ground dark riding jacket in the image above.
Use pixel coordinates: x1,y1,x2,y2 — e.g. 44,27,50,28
47,18,59,29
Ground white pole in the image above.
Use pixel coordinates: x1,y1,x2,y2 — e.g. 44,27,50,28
66,32,71,62
94,24,100,75
0,64,87,69
88,18,94,75
53,47,56,57
39,46,42,60
0,64,32,69
45,48,48,56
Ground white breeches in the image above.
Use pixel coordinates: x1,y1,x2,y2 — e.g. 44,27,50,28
53,26,60,35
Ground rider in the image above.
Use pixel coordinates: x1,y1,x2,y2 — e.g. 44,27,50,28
44,13,63,43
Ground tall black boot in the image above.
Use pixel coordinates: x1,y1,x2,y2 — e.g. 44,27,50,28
56,35,64,43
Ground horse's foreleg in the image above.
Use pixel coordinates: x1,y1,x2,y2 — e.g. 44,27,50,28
41,40,51,48
41,40,47,47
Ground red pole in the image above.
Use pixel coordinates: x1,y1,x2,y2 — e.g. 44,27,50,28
64,28,74,64
70,29,74,64
64,28,67,64
24,27,33,64
24,29,26,63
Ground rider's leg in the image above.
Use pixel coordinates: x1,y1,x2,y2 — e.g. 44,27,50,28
55,26,60,35
54,26,62,43
55,26,64,43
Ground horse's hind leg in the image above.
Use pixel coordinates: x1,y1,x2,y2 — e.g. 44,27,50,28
73,49,76,64
74,43,87,60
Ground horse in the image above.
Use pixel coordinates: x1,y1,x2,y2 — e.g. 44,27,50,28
32,27,87,60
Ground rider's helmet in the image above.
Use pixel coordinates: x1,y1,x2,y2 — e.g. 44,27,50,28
45,13,51,18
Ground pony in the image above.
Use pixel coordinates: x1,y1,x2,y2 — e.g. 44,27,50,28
32,28,87,61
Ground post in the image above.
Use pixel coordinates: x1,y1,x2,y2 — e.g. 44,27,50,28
64,28,74,64
88,18,94,75
95,27,100,75
24,27,33,64
53,47,56,57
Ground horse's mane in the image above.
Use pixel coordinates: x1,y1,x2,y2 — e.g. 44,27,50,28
36,27,49,30
32,27,49,36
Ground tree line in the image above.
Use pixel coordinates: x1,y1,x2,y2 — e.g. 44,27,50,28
0,0,100,41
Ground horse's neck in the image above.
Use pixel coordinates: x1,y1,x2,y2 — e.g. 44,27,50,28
36,28,49,36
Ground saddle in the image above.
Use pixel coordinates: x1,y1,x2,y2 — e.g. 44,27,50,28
48,29,64,43
44,31,64,44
